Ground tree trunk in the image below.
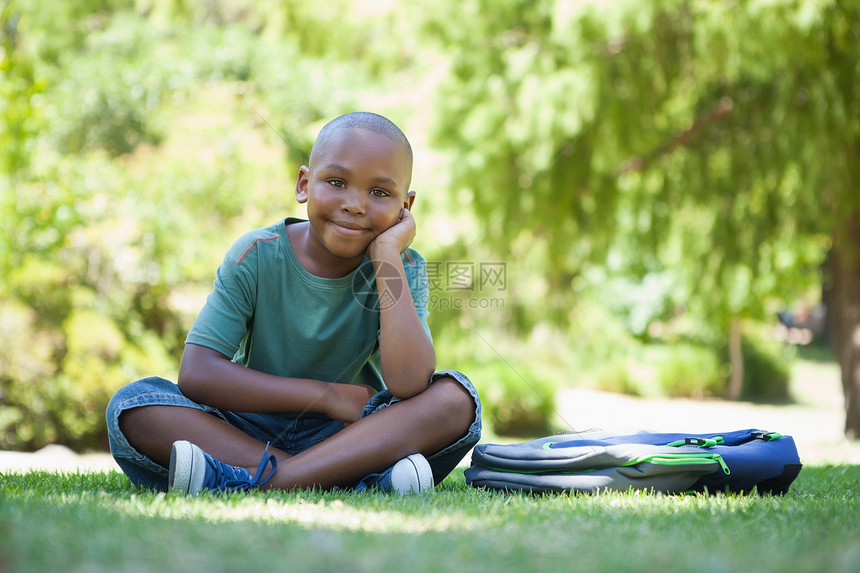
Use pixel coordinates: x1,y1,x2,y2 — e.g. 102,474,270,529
727,317,744,401
828,215,860,439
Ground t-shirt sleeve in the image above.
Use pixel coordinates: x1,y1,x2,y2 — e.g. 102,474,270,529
404,248,432,343
185,240,260,359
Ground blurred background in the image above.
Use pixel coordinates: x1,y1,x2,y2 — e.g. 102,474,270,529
1,0,858,454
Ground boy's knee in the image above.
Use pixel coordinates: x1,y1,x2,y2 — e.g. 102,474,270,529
106,381,136,422
432,376,478,422
106,376,178,432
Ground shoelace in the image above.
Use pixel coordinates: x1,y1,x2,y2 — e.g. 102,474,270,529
205,442,279,492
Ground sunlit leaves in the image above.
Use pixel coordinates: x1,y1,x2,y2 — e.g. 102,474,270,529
429,0,850,337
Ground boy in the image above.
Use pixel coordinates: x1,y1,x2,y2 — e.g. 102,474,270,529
105,112,482,494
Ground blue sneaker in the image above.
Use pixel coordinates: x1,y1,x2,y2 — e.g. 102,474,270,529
168,440,278,495
353,454,434,494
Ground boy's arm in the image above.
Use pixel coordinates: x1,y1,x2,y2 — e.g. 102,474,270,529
368,209,437,399
178,343,376,423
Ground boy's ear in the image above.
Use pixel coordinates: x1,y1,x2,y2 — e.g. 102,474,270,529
295,166,310,204
404,190,416,211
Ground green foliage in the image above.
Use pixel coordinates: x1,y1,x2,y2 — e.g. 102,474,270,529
593,359,641,397
475,361,556,436
0,2,43,178
9,0,135,64
3,0,855,448
646,324,792,401
737,329,793,402
655,344,725,399
418,0,860,435
44,15,167,156
426,0,850,340
0,3,379,450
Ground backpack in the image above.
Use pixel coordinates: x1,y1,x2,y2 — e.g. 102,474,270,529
464,428,802,495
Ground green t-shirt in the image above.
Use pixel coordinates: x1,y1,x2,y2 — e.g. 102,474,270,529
185,217,431,399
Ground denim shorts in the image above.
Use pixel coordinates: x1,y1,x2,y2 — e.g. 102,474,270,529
105,370,482,491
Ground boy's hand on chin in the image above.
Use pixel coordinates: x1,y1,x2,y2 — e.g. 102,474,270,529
367,208,416,260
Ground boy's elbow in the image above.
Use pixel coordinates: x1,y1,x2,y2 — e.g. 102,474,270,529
177,344,222,401
385,363,437,400
388,386,421,401
177,363,206,401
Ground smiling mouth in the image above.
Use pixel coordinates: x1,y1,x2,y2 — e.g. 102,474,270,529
330,220,370,235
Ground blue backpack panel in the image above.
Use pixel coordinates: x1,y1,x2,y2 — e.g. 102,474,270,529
464,429,802,495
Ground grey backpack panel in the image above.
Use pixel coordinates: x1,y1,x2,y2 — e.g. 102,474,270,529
465,459,719,494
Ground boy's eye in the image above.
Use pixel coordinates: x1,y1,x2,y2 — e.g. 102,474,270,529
327,179,346,189
371,188,390,197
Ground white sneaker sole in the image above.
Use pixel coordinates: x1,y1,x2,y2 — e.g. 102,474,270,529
168,440,206,495
390,454,434,494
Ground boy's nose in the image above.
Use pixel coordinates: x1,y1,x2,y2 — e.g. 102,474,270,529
340,189,366,215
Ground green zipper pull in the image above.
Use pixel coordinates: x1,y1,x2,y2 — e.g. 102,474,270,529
713,453,730,475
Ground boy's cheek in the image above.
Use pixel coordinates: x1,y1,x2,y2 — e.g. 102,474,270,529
377,212,402,233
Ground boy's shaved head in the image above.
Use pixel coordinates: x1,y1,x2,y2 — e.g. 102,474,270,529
310,112,413,176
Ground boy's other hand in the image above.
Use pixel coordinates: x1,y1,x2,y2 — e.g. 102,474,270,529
367,208,416,261
325,383,377,424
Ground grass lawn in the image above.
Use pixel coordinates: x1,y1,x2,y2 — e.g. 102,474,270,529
1,465,858,573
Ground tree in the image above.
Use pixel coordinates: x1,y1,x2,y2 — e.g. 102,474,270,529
0,0,397,449
424,0,860,436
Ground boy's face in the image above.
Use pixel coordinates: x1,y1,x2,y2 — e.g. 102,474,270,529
296,127,414,262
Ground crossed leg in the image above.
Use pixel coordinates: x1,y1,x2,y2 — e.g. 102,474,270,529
118,376,476,490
